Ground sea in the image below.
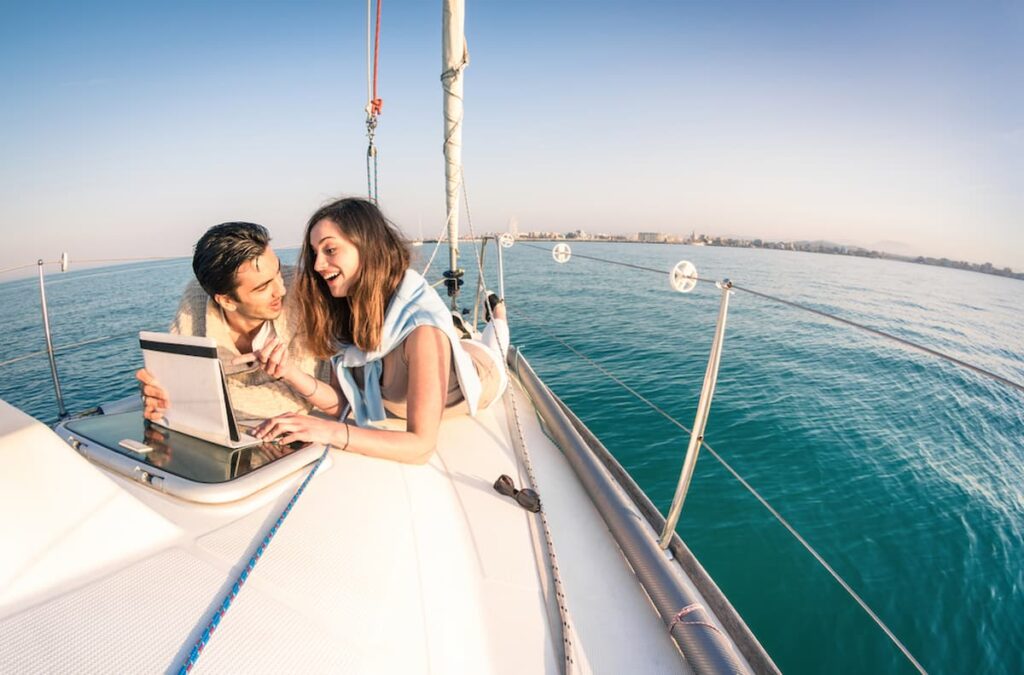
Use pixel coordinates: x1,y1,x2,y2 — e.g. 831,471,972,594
2,242,1022,674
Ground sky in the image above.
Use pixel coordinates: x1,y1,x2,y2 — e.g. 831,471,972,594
1,0,1022,277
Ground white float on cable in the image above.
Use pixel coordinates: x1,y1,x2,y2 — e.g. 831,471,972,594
552,243,572,264
670,260,698,293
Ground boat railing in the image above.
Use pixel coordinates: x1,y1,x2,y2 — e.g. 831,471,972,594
659,277,733,548
36,256,70,419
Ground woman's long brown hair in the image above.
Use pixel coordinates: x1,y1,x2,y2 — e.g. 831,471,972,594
293,198,411,358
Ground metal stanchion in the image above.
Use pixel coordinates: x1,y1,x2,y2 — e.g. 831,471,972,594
659,279,733,549
38,254,70,420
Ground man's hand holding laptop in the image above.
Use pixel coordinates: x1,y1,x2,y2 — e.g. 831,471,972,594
137,368,170,422
137,337,296,424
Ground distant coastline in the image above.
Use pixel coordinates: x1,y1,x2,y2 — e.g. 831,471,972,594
423,231,1023,282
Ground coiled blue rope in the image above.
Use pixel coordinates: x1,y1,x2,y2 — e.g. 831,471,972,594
176,446,330,674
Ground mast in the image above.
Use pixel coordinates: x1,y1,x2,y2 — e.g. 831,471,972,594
441,0,468,307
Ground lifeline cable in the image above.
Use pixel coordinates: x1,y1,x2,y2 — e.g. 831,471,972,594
67,255,184,265
519,312,928,674
0,262,40,276
0,333,134,369
175,447,330,674
518,243,1024,396
2,255,185,276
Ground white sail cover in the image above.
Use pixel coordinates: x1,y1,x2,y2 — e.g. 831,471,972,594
442,0,468,274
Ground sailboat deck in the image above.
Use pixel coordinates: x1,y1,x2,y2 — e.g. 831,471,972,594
0,380,685,673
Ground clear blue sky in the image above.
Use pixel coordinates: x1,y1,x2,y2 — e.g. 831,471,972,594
1,0,1022,275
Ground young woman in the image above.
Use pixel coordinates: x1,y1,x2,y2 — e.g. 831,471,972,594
253,198,509,464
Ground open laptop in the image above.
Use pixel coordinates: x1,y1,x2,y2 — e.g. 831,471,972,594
139,331,261,448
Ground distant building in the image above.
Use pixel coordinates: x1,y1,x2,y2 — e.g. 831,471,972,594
638,232,667,243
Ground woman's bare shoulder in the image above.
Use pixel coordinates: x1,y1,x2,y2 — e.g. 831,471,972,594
406,324,448,344
404,325,452,361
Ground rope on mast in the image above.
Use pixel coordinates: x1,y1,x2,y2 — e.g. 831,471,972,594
440,0,469,306
365,0,384,203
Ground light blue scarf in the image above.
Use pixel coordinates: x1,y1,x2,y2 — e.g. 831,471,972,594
332,269,482,427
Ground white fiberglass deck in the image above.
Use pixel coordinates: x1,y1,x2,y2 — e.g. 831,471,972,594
0,380,684,673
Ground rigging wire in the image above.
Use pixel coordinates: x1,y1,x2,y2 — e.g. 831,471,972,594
72,255,185,265
420,208,456,277
458,169,493,318
517,242,1024,396
518,242,698,280
364,0,384,203
0,333,134,369
0,262,40,276
518,313,928,674
420,169,491,318
2,255,185,277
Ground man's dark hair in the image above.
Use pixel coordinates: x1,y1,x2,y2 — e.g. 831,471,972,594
192,222,271,299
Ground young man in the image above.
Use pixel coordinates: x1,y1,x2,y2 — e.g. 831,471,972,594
138,222,327,422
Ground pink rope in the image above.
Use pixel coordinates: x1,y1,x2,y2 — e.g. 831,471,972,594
668,603,724,636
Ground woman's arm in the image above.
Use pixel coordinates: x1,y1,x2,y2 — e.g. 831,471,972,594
253,336,346,414
381,324,450,461
254,326,451,465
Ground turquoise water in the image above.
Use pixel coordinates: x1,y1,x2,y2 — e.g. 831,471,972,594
2,243,1022,673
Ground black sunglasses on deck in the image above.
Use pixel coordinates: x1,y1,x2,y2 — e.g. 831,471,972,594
493,474,541,513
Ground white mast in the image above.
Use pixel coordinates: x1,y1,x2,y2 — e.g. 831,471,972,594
442,0,468,306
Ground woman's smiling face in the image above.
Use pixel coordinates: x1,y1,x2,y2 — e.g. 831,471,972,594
310,218,361,297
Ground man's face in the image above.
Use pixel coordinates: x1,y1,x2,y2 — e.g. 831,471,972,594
216,247,286,322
